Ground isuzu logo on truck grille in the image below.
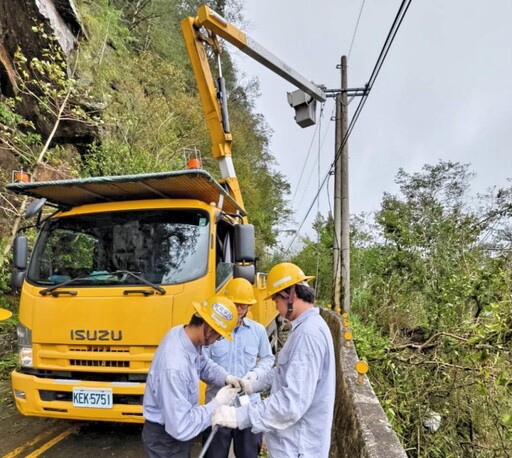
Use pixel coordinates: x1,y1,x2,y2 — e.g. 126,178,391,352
70,330,123,341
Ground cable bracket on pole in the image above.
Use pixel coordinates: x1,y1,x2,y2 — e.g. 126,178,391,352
324,84,369,98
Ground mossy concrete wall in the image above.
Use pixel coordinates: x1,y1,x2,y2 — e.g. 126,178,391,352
320,308,407,458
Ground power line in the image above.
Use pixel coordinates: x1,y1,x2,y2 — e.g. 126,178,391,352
291,119,321,207
295,105,333,208
285,0,413,252
348,0,367,60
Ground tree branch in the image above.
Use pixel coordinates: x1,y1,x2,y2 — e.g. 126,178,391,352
393,332,468,351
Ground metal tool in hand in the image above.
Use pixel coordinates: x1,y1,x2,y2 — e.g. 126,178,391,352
198,391,249,458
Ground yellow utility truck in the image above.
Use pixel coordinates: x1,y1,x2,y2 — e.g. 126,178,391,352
7,4,325,423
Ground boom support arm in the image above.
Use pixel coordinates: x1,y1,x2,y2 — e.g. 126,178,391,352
181,12,245,212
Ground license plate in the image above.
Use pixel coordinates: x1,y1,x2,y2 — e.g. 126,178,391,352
72,388,113,409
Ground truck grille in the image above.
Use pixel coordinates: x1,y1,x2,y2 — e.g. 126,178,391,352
37,343,155,371
70,359,129,368
69,345,130,367
70,345,130,353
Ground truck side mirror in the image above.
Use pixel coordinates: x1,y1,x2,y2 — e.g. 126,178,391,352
25,198,46,219
11,270,25,289
13,235,28,270
234,224,255,284
233,264,255,284
234,224,255,263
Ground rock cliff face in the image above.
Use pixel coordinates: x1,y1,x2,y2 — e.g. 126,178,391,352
1,0,80,94
0,0,93,150
0,1,91,246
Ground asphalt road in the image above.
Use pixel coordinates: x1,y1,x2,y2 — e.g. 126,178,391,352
0,381,206,457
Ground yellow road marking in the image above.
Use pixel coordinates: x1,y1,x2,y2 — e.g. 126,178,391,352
24,426,78,458
3,428,59,458
4,425,78,458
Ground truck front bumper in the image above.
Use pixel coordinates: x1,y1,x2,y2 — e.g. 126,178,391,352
11,370,145,423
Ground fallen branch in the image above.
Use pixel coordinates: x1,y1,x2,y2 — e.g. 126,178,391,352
393,332,468,352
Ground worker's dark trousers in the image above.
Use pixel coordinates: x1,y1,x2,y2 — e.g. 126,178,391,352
142,420,191,458
202,426,262,458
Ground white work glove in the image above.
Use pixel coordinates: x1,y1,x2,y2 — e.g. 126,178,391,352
212,405,238,429
225,374,242,390
244,371,258,382
238,377,254,395
239,373,266,395
214,385,240,407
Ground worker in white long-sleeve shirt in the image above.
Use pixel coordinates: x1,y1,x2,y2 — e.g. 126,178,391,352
202,278,275,458
142,295,241,458
212,263,336,458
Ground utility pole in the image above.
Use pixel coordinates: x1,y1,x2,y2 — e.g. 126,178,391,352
340,55,350,314
333,62,342,312
333,55,350,313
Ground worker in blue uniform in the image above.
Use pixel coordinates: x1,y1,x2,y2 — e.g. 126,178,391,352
212,263,336,458
202,278,275,458
142,295,241,458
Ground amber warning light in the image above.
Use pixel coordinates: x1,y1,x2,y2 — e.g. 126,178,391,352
183,147,202,169
12,170,32,183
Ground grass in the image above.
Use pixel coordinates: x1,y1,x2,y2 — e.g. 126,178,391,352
0,296,17,382
0,353,16,380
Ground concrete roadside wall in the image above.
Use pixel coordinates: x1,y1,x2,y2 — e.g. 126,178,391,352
320,308,408,458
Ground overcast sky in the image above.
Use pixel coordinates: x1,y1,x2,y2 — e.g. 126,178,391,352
228,0,512,249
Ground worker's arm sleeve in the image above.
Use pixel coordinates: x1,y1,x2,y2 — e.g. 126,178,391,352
161,369,218,441
251,327,275,379
199,352,229,387
236,333,323,432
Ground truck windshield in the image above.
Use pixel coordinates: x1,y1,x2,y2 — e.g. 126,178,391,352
27,209,210,286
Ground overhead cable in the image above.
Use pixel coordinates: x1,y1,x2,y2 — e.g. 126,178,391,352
348,0,367,60
285,0,413,252
291,109,321,208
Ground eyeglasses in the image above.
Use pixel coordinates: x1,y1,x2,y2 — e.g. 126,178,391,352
235,303,250,309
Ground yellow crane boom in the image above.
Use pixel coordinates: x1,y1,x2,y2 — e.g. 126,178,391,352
181,4,327,213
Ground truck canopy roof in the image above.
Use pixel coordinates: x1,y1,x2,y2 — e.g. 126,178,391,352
6,169,245,215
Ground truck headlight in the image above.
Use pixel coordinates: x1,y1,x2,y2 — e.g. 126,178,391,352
17,322,33,367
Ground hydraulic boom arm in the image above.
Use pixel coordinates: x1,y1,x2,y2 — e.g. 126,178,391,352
181,4,326,212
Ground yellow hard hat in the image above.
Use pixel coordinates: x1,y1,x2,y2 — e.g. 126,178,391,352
193,295,237,341
0,308,12,321
225,278,257,305
264,262,314,300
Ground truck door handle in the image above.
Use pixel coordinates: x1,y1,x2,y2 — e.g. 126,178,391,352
123,290,155,297
51,291,77,297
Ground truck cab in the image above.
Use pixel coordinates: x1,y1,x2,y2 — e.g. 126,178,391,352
8,169,277,422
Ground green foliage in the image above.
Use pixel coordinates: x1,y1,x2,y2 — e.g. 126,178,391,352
291,214,333,303
0,98,42,167
76,0,291,252
15,27,100,127
0,239,12,292
286,160,511,455
2,0,292,294
229,102,291,251
0,23,100,186
0,295,18,381
344,161,512,456
0,352,17,381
